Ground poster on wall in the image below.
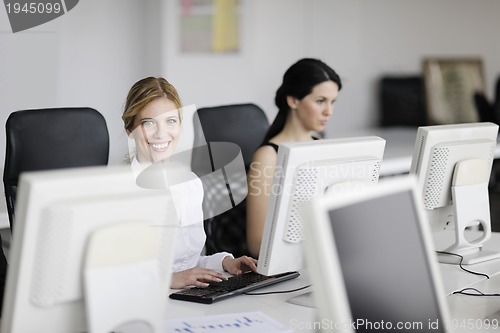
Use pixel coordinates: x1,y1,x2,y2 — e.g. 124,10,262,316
423,58,486,125
179,0,241,54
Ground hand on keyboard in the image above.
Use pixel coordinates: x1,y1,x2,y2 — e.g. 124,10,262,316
171,267,228,289
222,255,258,275
207,271,271,291
169,255,258,289
169,271,300,304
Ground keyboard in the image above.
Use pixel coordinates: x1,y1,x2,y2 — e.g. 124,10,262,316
169,271,300,304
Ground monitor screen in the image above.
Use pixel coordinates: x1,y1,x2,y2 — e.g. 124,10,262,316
1,165,178,333
409,122,500,264
302,177,449,332
257,136,386,276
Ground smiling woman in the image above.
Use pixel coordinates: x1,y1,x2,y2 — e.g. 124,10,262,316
130,98,182,163
121,77,258,290
122,77,183,164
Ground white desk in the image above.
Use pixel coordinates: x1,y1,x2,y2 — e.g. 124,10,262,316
331,126,500,177
332,127,418,176
447,274,500,333
161,232,500,332
434,231,500,296
165,272,317,332
437,231,500,332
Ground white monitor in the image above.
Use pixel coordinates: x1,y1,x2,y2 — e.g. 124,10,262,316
302,176,450,333
1,165,178,333
410,122,500,264
257,136,386,276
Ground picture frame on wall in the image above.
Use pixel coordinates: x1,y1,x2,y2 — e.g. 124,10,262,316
423,57,486,125
179,0,241,54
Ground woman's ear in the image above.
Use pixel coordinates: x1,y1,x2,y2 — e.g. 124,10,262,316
286,95,299,109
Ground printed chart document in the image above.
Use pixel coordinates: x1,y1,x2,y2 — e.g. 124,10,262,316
164,311,293,333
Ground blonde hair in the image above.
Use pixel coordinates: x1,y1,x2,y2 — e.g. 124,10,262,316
122,77,182,134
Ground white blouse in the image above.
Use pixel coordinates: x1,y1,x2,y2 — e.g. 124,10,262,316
131,158,233,273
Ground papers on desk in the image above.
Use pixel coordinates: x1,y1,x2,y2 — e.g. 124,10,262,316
164,311,293,332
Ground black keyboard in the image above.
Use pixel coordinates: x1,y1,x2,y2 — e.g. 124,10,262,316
169,271,300,304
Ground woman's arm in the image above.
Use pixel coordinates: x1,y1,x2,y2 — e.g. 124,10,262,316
246,146,278,258
171,267,227,289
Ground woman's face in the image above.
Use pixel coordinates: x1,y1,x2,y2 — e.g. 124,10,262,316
290,80,339,132
130,97,181,163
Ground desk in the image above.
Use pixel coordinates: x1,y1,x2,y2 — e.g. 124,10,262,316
159,232,500,332
332,127,418,176
438,231,500,332
165,272,316,332
331,126,500,177
434,231,500,296
447,275,500,333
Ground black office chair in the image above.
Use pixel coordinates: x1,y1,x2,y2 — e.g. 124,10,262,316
473,92,496,123
474,75,500,193
494,75,500,124
379,76,427,127
191,103,269,257
3,107,110,231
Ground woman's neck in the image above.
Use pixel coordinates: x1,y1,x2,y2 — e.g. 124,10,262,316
271,122,313,144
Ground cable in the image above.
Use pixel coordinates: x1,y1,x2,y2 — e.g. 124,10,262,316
436,251,490,279
453,287,500,297
437,252,500,298
244,284,311,296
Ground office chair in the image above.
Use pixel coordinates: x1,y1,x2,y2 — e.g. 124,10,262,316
472,75,500,124
474,75,500,192
379,76,427,127
495,75,500,124
3,107,110,231
191,103,269,257
473,92,496,123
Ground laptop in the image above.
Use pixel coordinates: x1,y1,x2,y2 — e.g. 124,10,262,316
301,176,450,332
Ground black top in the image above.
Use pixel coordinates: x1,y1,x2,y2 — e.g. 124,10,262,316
260,142,279,153
260,137,318,153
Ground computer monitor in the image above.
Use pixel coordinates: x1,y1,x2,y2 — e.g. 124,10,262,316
257,136,386,276
1,165,178,333
409,122,500,264
301,176,450,333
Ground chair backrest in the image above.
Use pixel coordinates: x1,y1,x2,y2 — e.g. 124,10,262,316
494,75,500,123
191,103,269,257
3,107,110,231
379,76,427,127
193,103,269,170
473,92,496,123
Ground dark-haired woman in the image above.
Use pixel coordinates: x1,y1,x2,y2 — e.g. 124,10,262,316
246,58,342,258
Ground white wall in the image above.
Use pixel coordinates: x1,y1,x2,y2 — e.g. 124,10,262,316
1,0,500,168
0,0,161,168
312,0,500,135
162,0,500,138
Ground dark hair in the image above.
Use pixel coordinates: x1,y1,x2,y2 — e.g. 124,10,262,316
263,58,342,143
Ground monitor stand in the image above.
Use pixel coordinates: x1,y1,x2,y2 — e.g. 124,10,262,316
441,159,500,265
286,291,315,308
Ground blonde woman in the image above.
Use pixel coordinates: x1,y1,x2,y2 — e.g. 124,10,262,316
122,77,257,289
